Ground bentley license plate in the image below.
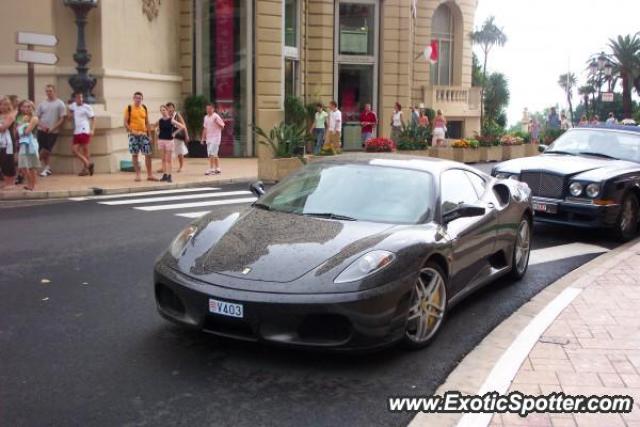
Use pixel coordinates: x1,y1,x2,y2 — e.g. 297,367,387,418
532,202,557,214
209,299,244,318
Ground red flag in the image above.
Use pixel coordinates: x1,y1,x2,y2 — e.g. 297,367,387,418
423,40,439,64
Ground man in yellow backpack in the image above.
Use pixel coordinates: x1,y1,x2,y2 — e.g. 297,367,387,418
124,91,158,182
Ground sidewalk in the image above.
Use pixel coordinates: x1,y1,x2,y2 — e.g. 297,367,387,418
0,157,258,200
412,239,640,427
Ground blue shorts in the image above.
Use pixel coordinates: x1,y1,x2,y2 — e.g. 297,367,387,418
128,134,151,155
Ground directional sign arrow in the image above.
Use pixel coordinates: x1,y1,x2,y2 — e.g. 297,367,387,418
16,49,58,65
16,32,58,47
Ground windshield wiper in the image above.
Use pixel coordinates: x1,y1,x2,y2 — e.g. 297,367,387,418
578,151,618,160
545,150,576,155
303,212,357,221
253,202,272,211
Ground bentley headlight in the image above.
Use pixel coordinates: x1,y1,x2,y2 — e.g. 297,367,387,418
585,183,600,198
334,250,395,283
169,225,197,258
569,182,583,197
508,175,520,181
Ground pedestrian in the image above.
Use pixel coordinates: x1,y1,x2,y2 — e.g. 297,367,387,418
327,100,342,154
560,113,572,130
390,102,404,143
124,91,157,182
578,115,589,126
547,107,561,129
155,105,186,183
418,109,429,128
165,102,189,173
590,115,600,125
15,100,40,191
411,106,420,126
432,109,447,147
68,92,95,176
606,112,617,125
36,84,66,177
312,103,328,154
8,95,23,185
0,97,16,189
360,103,377,148
201,103,225,175
529,117,540,143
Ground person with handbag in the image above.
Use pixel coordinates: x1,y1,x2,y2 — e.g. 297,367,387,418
432,109,447,147
155,105,186,183
15,100,40,191
166,102,189,173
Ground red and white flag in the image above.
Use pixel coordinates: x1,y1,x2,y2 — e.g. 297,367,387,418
423,40,439,64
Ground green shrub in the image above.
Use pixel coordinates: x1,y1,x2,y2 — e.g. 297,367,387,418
253,122,307,158
284,96,307,127
184,95,208,138
397,122,431,150
541,128,565,145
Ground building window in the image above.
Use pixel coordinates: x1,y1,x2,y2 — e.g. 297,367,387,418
284,0,298,49
431,4,453,86
284,58,298,99
338,3,375,56
284,0,299,99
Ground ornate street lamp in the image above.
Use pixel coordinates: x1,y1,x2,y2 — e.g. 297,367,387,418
597,52,607,70
64,0,98,103
588,59,598,76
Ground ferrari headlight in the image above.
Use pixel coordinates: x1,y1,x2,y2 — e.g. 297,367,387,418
169,225,197,258
334,250,395,284
585,183,600,198
496,173,510,180
569,182,583,197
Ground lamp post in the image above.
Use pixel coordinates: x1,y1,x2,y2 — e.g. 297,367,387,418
64,0,98,103
587,51,614,116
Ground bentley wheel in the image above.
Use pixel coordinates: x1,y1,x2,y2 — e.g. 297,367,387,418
402,262,447,349
509,216,532,280
615,194,639,242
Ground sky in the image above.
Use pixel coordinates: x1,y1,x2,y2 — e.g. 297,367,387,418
474,0,640,126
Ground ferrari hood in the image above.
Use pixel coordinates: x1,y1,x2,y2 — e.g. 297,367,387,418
180,209,396,283
498,154,637,177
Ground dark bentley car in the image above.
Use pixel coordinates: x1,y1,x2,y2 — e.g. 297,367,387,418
492,125,640,241
154,154,532,351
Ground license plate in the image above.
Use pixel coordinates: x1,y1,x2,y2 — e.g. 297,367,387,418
532,201,557,214
209,299,244,318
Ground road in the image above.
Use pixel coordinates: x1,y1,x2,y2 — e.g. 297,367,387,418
0,176,621,427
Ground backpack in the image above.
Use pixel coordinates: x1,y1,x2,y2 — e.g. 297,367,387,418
127,104,148,126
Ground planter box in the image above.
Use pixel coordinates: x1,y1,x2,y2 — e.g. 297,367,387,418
187,140,208,158
398,149,431,158
260,157,307,182
524,143,539,157
429,147,454,160
452,148,481,164
502,145,525,160
479,146,502,162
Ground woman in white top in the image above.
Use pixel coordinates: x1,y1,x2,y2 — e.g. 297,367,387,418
390,102,404,143
432,109,447,147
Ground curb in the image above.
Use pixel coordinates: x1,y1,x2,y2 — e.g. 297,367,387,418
0,176,258,201
409,237,640,427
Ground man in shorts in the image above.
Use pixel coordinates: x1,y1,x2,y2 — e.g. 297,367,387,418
201,103,225,175
68,92,95,176
124,91,158,182
36,84,66,176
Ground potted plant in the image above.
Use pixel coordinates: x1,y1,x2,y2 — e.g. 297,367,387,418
451,138,481,163
500,134,525,160
254,122,309,181
184,95,208,157
477,134,502,162
396,123,431,156
365,137,396,153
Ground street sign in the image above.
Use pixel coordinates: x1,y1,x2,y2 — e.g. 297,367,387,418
602,92,614,102
16,49,58,65
16,32,58,47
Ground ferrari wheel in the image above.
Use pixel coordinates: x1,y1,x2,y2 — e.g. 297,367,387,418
615,194,639,242
402,261,448,349
508,216,531,280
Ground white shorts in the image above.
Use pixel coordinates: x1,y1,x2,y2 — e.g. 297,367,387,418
207,142,220,157
174,139,189,156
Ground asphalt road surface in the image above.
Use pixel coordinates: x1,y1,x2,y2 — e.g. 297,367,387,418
0,176,621,427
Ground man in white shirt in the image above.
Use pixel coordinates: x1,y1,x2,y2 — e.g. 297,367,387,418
606,112,617,125
67,92,95,176
327,100,342,154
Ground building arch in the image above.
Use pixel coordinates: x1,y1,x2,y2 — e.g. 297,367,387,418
430,1,464,86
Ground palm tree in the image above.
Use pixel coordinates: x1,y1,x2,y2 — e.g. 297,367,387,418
578,85,594,115
609,34,640,118
470,16,507,129
558,73,576,124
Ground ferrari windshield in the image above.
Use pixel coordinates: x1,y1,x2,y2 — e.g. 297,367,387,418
547,128,640,163
257,163,434,224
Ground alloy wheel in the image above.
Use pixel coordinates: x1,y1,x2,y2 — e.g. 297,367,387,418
405,267,447,344
514,219,531,275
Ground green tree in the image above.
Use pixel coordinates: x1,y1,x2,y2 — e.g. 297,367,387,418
609,34,640,118
469,16,507,130
558,73,577,124
472,53,483,87
484,72,510,125
577,85,594,116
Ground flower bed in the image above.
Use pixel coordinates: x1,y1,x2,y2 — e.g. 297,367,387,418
365,137,396,153
500,135,525,160
451,139,480,163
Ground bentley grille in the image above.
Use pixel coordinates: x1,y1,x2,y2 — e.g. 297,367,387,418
520,172,564,199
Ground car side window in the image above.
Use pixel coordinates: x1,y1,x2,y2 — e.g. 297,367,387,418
441,170,480,213
465,171,486,198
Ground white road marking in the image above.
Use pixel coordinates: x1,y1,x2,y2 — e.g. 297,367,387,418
135,197,257,211
69,187,220,201
175,211,212,219
98,190,252,205
455,287,583,427
529,242,609,266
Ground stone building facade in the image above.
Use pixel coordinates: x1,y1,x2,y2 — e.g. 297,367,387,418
0,0,480,175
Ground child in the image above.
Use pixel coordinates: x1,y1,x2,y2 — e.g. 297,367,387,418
201,103,225,175
15,100,40,191
155,105,186,183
